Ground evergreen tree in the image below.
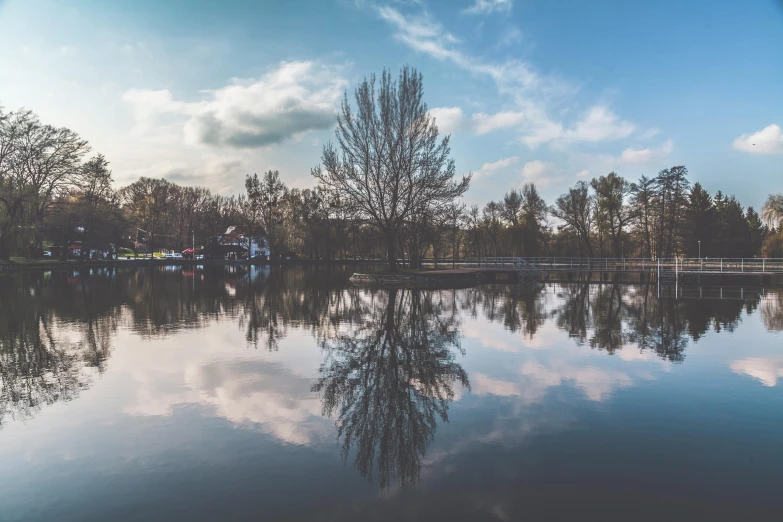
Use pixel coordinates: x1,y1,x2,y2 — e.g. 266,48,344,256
746,207,766,257
685,183,716,257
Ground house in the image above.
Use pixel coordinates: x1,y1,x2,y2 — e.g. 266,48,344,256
220,226,271,258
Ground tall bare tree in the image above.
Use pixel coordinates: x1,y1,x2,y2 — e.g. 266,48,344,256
591,172,634,257
119,177,174,257
14,112,89,250
551,181,594,256
313,67,470,271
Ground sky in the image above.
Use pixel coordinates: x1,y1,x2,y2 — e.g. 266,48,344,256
0,0,781,209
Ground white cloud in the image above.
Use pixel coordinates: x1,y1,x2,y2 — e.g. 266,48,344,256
619,139,674,164
475,156,519,178
430,107,525,136
732,124,783,155
124,60,347,149
429,106,465,134
576,169,590,178
521,106,635,149
564,106,635,143
520,160,561,187
472,110,525,135
463,0,513,15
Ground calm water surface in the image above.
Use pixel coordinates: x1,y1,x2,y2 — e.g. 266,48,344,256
1,266,782,521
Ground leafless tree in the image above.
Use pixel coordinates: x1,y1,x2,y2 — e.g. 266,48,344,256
551,181,595,256
313,67,470,271
762,194,783,228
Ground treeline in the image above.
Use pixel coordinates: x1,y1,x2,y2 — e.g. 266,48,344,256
3,99,783,261
0,106,373,259
474,168,782,260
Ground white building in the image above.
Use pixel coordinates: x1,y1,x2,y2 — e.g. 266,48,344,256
220,226,271,258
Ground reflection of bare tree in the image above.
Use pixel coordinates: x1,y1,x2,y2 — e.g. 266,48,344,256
589,284,625,353
0,286,96,428
761,292,783,331
313,288,469,488
552,283,759,362
238,265,358,350
554,284,591,341
460,283,547,338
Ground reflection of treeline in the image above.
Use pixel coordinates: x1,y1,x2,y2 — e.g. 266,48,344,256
3,265,360,345
3,267,782,435
0,272,114,427
450,281,767,363
458,283,549,339
555,284,760,362
0,265,358,426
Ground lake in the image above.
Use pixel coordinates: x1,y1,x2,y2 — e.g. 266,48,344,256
1,265,781,521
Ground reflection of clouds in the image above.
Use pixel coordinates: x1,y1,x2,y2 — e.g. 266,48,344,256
520,360,634,402
127,358,330,445
464,324,521,353
730,357,783,387
118,327,331,446
189,360,328,445
472,362,635,403
472,373,521,397
463,320,562,353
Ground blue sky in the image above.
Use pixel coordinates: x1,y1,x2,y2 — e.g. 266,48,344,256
0,0,781,208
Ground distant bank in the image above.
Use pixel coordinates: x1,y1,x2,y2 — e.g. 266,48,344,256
0,258,385,273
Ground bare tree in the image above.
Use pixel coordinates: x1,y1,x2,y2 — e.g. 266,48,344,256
762,194,783,228
77,154,115,256
591,172,634,257
0,109,26,258
14,112,89,251
313,67,470,272
119,178,174,257
551,181,594,256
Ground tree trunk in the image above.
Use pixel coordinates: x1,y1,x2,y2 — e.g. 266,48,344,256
386,231,397,272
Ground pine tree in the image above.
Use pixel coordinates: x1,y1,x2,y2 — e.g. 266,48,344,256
685,183,716,257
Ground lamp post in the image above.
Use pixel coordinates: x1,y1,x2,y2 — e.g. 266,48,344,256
698,240,702,271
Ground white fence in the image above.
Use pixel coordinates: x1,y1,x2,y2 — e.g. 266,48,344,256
511,257,783,274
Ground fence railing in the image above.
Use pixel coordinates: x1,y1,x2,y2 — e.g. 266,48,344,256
422,257,783,274
458,257,530,268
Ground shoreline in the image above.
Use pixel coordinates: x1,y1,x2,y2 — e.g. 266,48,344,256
0,258,384,273
350,268,541,289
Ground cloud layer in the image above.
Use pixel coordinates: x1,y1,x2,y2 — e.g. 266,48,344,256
124,61,346,149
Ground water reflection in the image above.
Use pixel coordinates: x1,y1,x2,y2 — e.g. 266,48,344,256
0,273,114,428
313,288,469,488
0,267,781,491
